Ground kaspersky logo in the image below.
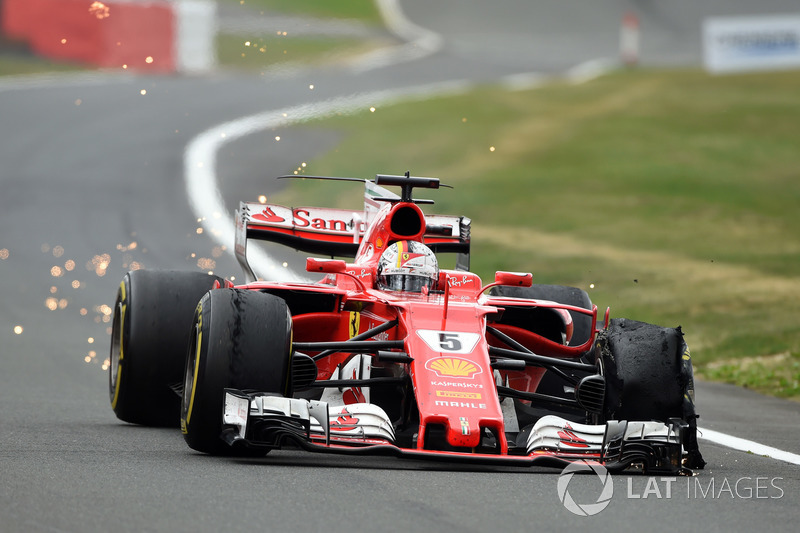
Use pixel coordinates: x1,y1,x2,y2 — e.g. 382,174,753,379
425,357,482,379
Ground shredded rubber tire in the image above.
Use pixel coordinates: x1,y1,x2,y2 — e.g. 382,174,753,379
596,318,705,468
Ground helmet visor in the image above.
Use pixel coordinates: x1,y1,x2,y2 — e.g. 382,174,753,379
378,274,432,293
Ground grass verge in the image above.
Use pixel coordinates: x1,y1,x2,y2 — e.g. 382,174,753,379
220,0,382,23
273,68,800,400
217,33,386,71
0,53,83,76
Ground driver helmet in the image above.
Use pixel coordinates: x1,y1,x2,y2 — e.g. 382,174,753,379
376,240,438,293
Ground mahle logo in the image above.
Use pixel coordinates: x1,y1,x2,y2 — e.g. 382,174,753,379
557,461,614,516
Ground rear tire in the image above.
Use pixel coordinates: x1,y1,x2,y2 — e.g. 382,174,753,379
181,289,293,455
489,284,594,423
109,270,224,426
489,284,593,346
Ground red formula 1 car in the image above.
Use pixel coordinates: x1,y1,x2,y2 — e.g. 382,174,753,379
109,174,705,474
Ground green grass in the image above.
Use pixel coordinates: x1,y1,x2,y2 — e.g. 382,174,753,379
216,1,388,71
274,68,800,400
216,33,381,70
0,53,83,76
220,0,382,23
703,353,800,400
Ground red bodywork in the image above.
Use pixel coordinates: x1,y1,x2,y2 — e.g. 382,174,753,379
231,177,603,456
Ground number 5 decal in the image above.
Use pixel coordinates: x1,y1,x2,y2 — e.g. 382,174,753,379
438,333,462,351
417,330,481,354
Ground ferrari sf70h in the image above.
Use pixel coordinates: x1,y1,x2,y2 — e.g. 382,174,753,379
109,173,705,474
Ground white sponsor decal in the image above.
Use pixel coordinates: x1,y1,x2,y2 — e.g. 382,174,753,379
433,400,487,409
704,14,800,73
430,381,484,389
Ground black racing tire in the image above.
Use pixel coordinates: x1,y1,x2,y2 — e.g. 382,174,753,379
181,288,293,455
595,318,705,469
595,318,689,422
109,270,224,427
489,284,594,347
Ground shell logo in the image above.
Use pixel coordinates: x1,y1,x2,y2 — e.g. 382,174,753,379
425,357,482,379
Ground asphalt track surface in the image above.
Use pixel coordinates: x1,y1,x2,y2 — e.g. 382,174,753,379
1,1,799,531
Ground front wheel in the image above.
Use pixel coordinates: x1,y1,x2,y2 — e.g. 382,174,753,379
181,288,293,455
595,318,705,468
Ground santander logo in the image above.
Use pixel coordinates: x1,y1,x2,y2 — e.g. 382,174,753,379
253,207,285,223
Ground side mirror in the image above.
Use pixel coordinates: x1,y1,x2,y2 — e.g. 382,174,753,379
306,258,346,274
494,271,533,287
305,258,366,292
476,271,533,297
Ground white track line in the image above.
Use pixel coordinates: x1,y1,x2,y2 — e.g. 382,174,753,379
698,427,800,466
0,71,135,92
347,0,443,73
183,80,469,280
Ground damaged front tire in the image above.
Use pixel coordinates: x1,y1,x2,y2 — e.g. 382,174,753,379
595,318,705,469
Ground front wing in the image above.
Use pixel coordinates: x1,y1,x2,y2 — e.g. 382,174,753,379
221,390,689,474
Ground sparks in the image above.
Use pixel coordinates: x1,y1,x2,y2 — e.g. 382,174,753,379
89,2,110,19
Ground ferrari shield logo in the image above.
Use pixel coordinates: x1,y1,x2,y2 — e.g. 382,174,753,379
349,312,360,338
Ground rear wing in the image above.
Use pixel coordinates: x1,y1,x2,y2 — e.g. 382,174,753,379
235,182,471,282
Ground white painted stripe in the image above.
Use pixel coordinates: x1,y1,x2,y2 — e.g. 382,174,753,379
0,71,135,92
501,72,549,92
698,427,800,466
348,0,443,73
565,58,618,85
183,80,470,280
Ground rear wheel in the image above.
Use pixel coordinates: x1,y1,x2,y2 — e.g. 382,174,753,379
181,288,293,455
109,270,224,426
489,284,593,346
489,284,594,424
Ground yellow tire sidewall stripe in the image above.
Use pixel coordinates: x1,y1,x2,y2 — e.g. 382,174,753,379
184,303,203,430
110,280,126,410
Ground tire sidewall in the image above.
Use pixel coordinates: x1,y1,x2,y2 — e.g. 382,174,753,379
181,289,293,454
109,270,223,426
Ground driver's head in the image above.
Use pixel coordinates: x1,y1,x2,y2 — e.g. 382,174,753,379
376,241,438,293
